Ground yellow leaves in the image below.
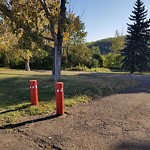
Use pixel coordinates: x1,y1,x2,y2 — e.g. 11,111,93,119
63,32,70,42
69,13,74,19
46,0,60,20
0,30,17,52
22,49,32,60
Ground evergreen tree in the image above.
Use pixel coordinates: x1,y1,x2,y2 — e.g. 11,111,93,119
122,0,150,73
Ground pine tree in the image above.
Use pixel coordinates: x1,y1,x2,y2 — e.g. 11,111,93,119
122,0,150,73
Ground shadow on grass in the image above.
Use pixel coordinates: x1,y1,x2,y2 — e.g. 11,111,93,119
0,74,55,107
0,104,31,115
110,69,129,73
0,71,150,130
1,72,150,108
115,141,150,150
0,113,59,129
79,72,150,94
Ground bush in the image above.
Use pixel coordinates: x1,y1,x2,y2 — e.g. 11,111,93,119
66,64,89,71
91,59,99,68
68,44,92,67
103,53,123,69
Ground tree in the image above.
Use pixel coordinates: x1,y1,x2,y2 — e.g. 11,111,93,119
111,30,125,54
0,0,46,71
0,0,67,80
103,53,123,69
122,0,150,73
40,0,67,81
103,30,125,69
68,44,92,67
0,20,23,67
90,46,103,67
63,12,87,66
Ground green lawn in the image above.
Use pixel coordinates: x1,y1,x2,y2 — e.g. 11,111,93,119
0,69,139,126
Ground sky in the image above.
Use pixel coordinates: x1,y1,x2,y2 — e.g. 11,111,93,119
69,0,150,42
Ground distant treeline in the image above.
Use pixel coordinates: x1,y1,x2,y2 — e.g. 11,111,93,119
87,36,126,55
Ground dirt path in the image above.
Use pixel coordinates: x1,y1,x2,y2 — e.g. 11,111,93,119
1,74,150,150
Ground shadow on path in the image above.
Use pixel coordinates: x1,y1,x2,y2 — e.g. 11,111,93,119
0,104,30,115
0,113,59,130
115,141,150,150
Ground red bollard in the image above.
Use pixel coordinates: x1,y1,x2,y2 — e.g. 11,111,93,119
30,80,38,105
56,82,64,115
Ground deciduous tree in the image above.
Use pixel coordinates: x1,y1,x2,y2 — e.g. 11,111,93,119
63,12,87,65
0,0,67,80
111,30,125,54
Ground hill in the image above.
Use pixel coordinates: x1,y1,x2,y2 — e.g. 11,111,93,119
86,37,114,55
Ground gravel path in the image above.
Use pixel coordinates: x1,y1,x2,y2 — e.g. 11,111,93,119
1,74,150,150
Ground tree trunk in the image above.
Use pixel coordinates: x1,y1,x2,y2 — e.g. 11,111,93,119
25,59,30,71
51,0,66,81
66,44,69,65
52,48,55,80
52,45,62,81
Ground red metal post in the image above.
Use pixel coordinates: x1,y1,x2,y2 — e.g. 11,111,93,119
56,82,64,115
30,80,38,105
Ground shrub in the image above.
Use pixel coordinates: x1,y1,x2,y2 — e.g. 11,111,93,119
103,53,123,69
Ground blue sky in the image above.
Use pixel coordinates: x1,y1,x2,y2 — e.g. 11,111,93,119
69,0,150,42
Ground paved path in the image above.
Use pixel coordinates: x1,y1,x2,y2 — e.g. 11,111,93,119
1,74,150,150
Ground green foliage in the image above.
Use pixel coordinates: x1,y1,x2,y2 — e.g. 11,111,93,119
87,37,113,55
66,44,92,67
0,21,23,67
111,30,125,54
100,30,125,70
103,53,123,69
0,1,88,72
64,13,87,45
63,13,87,68
62,44,104,69
122,0,150,73
87,32,125,70
30,47,53,70
66,64,89,71
90,46,103,67
91,59,100,68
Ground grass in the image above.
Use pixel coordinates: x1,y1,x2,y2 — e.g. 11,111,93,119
0,69,139,126
65,66,129,73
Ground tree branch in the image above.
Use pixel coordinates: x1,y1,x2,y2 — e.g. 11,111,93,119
40,35,54,41
0,3,44,47
39,0,57,44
